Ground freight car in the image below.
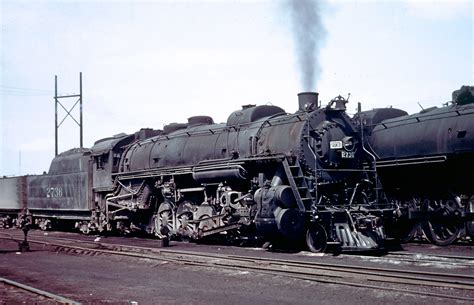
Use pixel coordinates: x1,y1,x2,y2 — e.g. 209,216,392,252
0,176,26,228
355,86,474,246
1,92,397,252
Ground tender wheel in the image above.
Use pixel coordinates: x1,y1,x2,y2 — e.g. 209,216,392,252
77,221,91,234
306,224,327,253
38,218,52,231
1,216,13,228
421,199,462,246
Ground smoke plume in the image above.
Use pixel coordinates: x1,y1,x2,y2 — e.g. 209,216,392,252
286,0,326,91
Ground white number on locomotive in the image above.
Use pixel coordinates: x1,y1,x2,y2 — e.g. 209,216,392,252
341,151,355,158
46,187,63,198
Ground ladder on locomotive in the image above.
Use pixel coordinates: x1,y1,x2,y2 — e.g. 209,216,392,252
282,158,314,212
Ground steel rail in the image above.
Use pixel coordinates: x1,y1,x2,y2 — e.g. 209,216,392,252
359,255,474,268
0,276,81,304
387,251,474,261
0,232,473,301
375,252,474,268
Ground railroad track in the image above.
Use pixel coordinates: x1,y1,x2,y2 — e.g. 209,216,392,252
387,251,474,262
0,276,81,304
1,231,473,302
356,252,474,269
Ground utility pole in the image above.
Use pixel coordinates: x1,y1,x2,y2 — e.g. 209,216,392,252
54,72,83,156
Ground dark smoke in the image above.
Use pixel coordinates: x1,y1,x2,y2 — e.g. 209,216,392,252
286,0,326,91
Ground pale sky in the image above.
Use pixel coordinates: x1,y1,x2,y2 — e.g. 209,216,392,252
1,0,473,175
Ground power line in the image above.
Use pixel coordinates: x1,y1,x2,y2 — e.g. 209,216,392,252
0,85,54,96
0,84,53,96
0,91,52,96
0,85,52,92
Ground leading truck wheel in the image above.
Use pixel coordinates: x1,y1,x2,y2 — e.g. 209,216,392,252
306,224,327,253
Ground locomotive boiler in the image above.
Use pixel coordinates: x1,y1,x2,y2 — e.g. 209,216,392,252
356,86,474,246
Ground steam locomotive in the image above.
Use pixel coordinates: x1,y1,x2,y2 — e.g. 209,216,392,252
355,86,474,246
1,92,395,252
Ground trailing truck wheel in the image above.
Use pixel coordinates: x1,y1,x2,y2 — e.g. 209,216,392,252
306,224,327,253
421,199,461,246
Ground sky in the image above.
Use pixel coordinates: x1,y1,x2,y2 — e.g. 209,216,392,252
0,0,473,175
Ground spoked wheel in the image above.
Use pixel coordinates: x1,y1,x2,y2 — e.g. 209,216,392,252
399,198,422,243
177,201,196,240
421,198,462,246
154,204,174,238
1,216,13,228
306,224,327,253
177,212,195,240
399,224,420,243
77,221,91,235
38,219,52,231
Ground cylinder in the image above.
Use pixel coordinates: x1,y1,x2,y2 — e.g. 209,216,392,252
274,207,305,239
298,92,319,111
268,185,296,208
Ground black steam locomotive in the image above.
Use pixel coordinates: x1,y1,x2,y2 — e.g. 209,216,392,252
355,86,474,246
1,92,395,252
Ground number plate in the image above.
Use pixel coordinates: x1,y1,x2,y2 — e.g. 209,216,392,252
341,151,355,158
330,141,343,149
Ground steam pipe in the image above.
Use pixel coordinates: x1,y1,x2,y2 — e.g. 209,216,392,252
271,166,285,187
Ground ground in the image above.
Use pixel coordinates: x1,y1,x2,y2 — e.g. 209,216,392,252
0,231,472,304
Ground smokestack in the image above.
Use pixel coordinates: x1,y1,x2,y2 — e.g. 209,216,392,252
298,92,318,111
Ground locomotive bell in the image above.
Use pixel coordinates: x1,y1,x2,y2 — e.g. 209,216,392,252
298,92,318,111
